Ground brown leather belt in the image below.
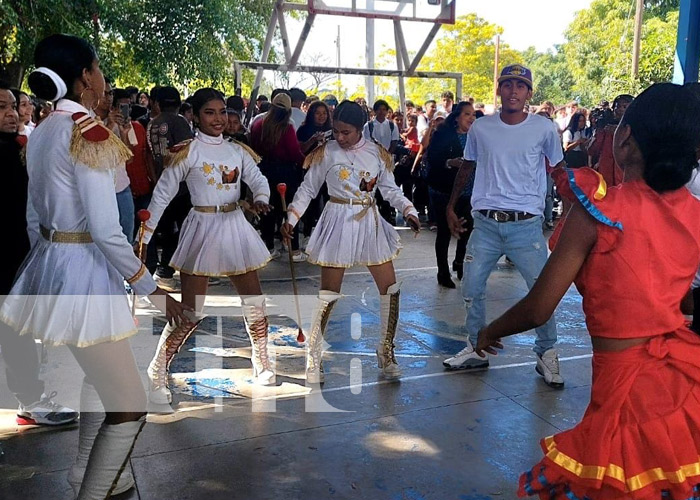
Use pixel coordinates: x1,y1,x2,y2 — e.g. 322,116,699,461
40,225,93,243
194,203,240,213
478,210,536,223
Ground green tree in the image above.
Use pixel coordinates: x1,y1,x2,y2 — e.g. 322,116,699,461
406,14,523,104
0,0,273,93
0,0,97,86
520,46,576,105
99,0,273,92
562,0,678,104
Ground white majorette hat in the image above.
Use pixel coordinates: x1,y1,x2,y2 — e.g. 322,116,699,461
32,67,68,102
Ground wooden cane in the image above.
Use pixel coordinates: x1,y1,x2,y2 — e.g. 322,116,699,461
131,209,151,322
276,183,306,343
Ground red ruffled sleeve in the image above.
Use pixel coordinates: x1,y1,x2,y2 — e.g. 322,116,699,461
549,167,623,253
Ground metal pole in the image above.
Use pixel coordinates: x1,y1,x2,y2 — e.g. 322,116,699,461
394,25,406,124
408,23,441,75
234,62,242,96
366,0,375,104
493,34,500,108
337,25,342,95
277,2,293,65
288,12,316,68
632,0,644,78
673,0,700,84
366,17,375,104
245,2,280,125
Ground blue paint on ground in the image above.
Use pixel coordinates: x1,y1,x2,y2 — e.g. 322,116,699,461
179,377,239,398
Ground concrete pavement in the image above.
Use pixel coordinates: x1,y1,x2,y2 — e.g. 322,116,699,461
0,225,593,500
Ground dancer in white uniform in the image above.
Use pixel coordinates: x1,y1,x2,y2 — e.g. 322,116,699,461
282,100,420,383
142,88,276,404
0,34,188,499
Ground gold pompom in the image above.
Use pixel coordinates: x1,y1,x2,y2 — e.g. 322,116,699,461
374,143,395,172
164,139,193,168
231,139,261,164
69,124,132,170
303,142,328,170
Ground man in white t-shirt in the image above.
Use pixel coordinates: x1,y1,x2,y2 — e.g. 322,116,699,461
442,64,565,388
362,99,399,153
438,90,454,114
289,88,307,132
417,99,437,141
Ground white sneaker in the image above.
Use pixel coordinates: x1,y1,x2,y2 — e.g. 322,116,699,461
291,251,307,263
536,349,564,388
269,249,282,260
208,277,221,286
17,392,79,426
135,296,153,309
442,339,489,370
154,275,180,292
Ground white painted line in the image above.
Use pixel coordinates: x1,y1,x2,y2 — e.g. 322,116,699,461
168,353,593,407
260,266,439,283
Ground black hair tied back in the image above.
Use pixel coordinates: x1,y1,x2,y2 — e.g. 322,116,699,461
622,83,700,193
333,100,367,131
27,34,97,102
190,88,225,116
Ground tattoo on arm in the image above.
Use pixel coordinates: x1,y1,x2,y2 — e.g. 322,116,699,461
448,160,475,209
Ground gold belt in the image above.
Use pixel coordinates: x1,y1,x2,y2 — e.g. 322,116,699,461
194,203,239,213
40,225,93,244
329,196,378,232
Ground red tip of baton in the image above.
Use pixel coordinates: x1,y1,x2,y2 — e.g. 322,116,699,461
276,183,287,196
137,209,151,222
297,328,305,343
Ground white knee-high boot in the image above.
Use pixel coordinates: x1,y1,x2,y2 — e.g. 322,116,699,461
242,295,275,385
67,380,135,497
305,290,342,384
147,314,201,404
77,416,146,499
377,282,402,378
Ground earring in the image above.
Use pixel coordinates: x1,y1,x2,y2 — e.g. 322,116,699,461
79,87,101,111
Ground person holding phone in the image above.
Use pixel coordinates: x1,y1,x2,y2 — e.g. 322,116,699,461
297,100,332,155
95,80,137,244
113,88,157,246
296,100,334,240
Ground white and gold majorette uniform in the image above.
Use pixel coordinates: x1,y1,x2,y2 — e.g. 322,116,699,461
0,99,157,347
144,132,271,276
288,138,418,268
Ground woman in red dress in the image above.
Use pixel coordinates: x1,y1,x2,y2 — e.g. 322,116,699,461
476,82,700,499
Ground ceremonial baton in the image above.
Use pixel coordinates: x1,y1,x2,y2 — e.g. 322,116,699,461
131,209,151,322
277,183,306,343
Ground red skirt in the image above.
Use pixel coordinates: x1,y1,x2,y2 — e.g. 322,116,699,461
518,328,700,500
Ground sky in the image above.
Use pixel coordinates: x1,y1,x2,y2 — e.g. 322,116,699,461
276,0,595,93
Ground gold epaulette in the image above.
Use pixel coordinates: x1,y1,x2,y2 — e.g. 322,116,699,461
164,139,193,168
374,142,394,172
69,113,132,170
230,138,261,164
302,142,328,170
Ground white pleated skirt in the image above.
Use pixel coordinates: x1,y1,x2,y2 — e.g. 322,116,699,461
305,202,402,268
170,208,271,276
0,239,136,347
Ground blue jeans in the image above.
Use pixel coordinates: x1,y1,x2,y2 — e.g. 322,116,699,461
461,211,557,355
116,186,135,245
